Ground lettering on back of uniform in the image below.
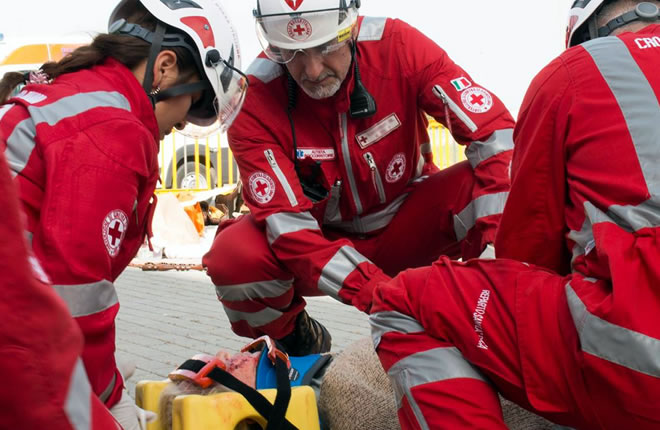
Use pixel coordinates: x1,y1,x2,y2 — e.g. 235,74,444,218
355,113,401,149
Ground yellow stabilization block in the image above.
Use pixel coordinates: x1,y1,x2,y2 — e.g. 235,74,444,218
136,380,320,430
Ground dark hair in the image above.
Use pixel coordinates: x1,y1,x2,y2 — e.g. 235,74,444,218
0,1,199,102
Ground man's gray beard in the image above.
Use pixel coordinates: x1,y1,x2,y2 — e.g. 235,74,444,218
301,77,342,99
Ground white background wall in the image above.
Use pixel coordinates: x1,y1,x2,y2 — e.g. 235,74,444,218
0,0,574,116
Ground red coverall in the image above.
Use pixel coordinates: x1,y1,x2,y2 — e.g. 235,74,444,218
0,152,121,429
204,16,515,340
370,26,660,429
0,58,160,408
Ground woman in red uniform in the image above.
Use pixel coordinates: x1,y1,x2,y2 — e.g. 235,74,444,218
0,0,247,427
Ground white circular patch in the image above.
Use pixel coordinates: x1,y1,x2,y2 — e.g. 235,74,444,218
249,172,276,204
287,18,313,41
102,210,128,258
386,153,407,183
461,87,493,114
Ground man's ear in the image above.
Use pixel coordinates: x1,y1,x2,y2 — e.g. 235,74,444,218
151,50,178,90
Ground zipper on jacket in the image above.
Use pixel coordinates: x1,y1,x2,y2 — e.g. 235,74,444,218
363,152,386,204
339,113,364,215
264,149,299,207
432,85,478,133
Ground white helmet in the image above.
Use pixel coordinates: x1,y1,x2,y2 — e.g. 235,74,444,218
109,0,248,131
566,0,660,47
254,0,360,63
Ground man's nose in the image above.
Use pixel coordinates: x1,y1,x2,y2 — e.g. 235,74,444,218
300,52,325,81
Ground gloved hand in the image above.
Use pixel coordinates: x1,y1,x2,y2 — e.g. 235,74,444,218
479,244,496,259
110,389,157,430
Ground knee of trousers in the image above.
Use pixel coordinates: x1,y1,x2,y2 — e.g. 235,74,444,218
203,217,289,291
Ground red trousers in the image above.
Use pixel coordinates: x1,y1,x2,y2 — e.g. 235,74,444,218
204,162,482,340
370,257,660,430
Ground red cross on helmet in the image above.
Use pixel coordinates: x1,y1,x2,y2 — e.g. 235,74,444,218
254,0,360,63
109,0,248,132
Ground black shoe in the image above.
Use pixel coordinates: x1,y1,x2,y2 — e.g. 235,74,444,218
278,310,332,356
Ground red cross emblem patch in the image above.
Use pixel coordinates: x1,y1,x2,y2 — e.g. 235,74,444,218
287,18,312,41
386,153,407,184
249,172,276,204
102,209,128,258
461,87,493,114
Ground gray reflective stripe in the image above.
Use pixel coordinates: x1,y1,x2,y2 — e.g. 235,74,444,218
215,278,294,302
223,305,283,327
358,16,387,41
53,281,118,318
266,211,320,245
370,311,424,349
264,149,298,207
453,192,509,241
388,347,488,430
415,155,424,178
465,129,515,168
340,113,363,214
608,200,660,231
420,142,432,154
247,57,284,84
584,37,660,195
568,207,595,266
98,372,116,403
324,192,408,234
28,91,131,126
65,358,92,430
318,246,371,300
566,283,660,378
0,103,14,122
6,118,36,177
5,91,131,177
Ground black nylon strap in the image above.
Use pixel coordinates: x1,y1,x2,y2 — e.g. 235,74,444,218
144,23,166,107
152,81,210,104
176,359,298,430
266,357,291,430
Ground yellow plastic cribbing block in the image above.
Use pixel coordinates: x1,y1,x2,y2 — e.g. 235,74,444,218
135,380,169,430
136,381,320,430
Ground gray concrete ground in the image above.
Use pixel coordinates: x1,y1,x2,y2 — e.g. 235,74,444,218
115,267,371,397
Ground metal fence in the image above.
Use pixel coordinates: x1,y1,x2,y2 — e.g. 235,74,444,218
157,120,463,193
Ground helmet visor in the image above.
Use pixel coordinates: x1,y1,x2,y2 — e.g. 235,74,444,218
186,59,248,132
255,7,358,64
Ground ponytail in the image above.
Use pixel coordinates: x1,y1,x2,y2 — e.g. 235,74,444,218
0,1,199,103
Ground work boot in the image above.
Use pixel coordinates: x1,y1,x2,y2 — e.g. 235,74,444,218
278,310,332,356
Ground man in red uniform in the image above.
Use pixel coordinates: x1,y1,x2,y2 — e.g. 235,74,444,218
369,1,660,428
0,151,121,429
204,0,515,355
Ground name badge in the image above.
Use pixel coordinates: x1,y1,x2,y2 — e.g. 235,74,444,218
355,113,401,149
296,148,336,160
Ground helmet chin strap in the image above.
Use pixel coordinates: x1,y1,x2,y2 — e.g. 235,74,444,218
140,22,211,109
595,1,660,38
144,23,166,107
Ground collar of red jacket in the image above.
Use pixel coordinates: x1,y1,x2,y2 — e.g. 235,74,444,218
95,57,160,142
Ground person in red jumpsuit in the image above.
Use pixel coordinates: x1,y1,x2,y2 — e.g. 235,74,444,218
369,1,660,428
0,0,247,427
203,0,515,356
0,152,123,429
